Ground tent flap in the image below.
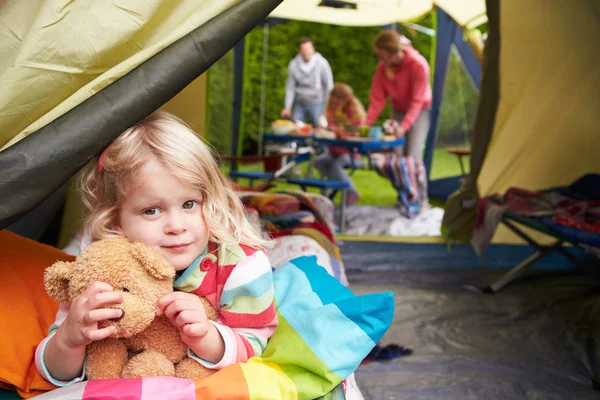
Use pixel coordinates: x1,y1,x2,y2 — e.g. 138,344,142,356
0,0,240,150
0,0,284,230
442,0,500,243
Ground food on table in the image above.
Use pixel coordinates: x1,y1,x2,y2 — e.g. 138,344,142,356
291,123,313,136
314,129,336,139
358,125,370,138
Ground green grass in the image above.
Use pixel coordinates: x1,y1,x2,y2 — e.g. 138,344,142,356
224,148,469,208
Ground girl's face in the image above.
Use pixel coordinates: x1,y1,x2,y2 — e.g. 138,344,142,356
116,158,209,271
329,95,349,110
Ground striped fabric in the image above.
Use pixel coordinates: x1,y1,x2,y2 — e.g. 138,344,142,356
372,154,428,217
35,256,394,400
174,242,278,367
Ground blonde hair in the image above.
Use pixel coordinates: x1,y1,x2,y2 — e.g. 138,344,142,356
79,111,269,249
325,83,366,122
373,30,407,54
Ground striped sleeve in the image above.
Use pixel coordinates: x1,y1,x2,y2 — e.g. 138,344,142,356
190,250,278,369
35,303,86,386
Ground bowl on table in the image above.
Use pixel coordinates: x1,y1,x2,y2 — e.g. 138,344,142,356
271,120,296,135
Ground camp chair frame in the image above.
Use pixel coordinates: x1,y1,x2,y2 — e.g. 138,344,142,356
474,212,598,293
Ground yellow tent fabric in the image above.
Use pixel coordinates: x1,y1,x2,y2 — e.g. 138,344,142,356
444,0,600,244
269,0,486,28
0,0,237,151
0,0,218,245
479,0,600,197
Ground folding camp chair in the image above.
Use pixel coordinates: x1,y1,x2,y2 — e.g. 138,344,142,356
466,174,600,294
472,212,600,293
447,148,471,178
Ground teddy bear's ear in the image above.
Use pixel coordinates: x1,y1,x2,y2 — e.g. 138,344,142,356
44,261,74,302
129,242,175,280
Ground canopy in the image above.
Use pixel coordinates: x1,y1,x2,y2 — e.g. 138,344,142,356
269,0,486,28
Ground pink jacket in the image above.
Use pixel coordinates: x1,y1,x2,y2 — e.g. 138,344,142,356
366,47,432,130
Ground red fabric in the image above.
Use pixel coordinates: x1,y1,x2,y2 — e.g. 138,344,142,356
229,180,274,192
270,221,335,244
366,47,432,129
553,215,600,234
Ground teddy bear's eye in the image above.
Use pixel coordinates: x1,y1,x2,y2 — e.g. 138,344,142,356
122,287,130,293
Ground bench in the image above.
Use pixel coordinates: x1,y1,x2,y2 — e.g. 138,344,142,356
285,177,350,232
229,170,274,188
224,151,312,188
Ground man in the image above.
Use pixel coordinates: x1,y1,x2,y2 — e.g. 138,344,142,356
281,37,333,127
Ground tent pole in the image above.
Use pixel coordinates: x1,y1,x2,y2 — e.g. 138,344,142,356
423,7,454,182
257,21,270,156
453,47,470,144
231,37,246,162
452,27,482,90
429,9,436,86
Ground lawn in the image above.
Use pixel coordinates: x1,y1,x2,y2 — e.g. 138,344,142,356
224,148,468,208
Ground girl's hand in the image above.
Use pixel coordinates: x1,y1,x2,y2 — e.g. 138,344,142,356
157,292,211,345
55,282,124,351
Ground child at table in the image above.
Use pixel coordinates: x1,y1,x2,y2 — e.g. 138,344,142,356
315,83,366,206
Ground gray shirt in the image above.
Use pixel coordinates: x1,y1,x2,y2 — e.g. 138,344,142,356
284,52,334,109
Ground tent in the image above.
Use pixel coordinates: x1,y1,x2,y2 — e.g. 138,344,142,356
2,0,600,398
2,0,598,250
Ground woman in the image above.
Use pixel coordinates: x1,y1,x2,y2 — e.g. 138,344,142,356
367,31,432,216
366,30,432,160
314,83,366,206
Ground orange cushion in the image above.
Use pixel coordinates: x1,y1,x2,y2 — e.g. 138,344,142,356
0,230,74,398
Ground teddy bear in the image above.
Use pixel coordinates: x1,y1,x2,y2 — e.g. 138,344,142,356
44,236,219,380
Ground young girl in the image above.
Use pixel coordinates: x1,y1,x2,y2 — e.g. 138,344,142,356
35,112,278,385
315,82,366,205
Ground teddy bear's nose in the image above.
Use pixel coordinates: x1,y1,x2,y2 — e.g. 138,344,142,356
110,309,125,322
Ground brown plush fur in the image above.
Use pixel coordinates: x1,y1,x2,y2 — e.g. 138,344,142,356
45,237,218,380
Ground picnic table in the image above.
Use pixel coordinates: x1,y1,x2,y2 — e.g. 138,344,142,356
262,132,405,172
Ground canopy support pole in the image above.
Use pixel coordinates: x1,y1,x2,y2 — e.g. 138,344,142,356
453,28,481,90
231,37,246,165
423,7,454,180
257,21,270,156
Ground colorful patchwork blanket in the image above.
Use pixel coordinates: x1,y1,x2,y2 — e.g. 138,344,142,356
35,256,394,400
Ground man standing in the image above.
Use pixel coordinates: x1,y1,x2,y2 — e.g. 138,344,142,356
281,37,333,127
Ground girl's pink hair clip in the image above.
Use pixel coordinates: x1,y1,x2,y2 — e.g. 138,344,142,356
97,147,109,172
